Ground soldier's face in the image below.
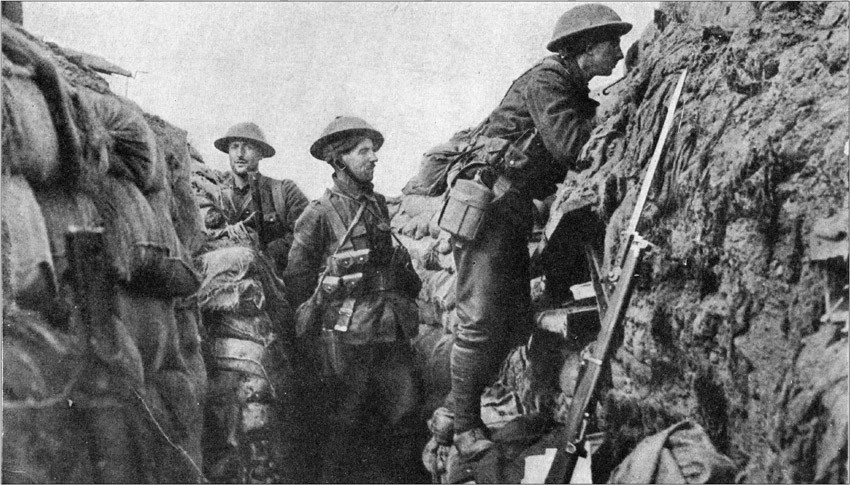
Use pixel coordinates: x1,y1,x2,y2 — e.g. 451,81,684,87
584,38,624,78
229,140,263,176
341,138,378,183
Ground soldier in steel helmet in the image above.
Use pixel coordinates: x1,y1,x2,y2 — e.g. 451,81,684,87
284,116,426,483
441,4,632,460
205,122,309,273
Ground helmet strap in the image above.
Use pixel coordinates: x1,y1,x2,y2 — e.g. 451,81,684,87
332,158,367,185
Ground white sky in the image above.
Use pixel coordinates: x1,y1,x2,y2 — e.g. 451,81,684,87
24,2,655,199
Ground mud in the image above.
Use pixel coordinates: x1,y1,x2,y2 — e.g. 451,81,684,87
548,2,848,482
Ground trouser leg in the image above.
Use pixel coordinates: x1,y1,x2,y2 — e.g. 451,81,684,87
449,341,503,433
321,344,371,484
448,191,534,433
374,342,431,484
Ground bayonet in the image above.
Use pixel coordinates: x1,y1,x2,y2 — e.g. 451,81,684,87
545,69,688,484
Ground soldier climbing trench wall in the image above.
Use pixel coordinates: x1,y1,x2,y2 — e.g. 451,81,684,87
3,2,848,484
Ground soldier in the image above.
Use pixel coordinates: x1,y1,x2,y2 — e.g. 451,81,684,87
443,4,632,459
284,116,426,483
208,122,308,273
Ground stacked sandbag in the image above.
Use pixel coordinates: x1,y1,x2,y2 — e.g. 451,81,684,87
387,193,457,419
188,143,228,235
188,149,321,483
2,18,206,483
196,246,316,483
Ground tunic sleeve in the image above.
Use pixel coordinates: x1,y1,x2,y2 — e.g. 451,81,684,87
523,66,594,170
283,202,327,307
279,179,309,231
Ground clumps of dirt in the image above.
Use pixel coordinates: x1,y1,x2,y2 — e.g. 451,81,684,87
551,1,847,481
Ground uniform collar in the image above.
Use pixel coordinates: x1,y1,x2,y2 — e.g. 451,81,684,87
552,55,591,93
224,171,261,191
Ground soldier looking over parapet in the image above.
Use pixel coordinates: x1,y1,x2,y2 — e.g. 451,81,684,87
433,3,633,460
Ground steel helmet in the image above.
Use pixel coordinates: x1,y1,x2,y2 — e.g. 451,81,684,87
214,122,276,158
547,4,632,52
310,116,384,161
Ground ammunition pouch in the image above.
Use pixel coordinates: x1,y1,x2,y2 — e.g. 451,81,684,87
321,266,408,299
327,248,371,276
320,272,365,299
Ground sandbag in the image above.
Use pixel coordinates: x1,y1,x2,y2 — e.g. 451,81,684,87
607,420,737,484
198,246,291,317
1,73,62,185
418,269,458,328
32,185,100,278
79,89,158,192
402,138,467,197
145,113,206,254
1,174,57,311
2,22,87,188
2,307,101,483
400,193,446,219
90,176,200,297
197,246,268,313
201,294,306,483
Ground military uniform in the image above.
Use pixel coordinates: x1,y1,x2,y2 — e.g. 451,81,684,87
285,173,425,483
215,171,308,272
447,54,599,436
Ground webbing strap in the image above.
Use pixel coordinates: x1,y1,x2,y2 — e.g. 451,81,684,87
271,179,286,221
334,297,357,332
320,190,367,252
326,189,410,249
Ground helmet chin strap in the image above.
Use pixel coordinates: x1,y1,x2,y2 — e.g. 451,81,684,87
332,159,368,186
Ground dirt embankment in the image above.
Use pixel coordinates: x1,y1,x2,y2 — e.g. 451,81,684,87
550,2,848,482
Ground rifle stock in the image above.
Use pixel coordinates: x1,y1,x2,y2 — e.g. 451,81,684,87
544,237,649,484
66,227,111,336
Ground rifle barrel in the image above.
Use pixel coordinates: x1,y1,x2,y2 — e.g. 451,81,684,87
545,239,648,484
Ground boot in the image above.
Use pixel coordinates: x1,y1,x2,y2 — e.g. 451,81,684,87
453,427,494,460
428,406,455,445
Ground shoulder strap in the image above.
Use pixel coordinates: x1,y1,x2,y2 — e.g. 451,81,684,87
271,179,286,218
318,190,366,253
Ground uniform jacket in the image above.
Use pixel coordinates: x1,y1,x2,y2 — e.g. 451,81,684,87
217,172,308,267
284,174,419,345
480,54,598,200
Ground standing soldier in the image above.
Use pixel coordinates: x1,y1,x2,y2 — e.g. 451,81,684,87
200,122,310,482
208,122,309,273
284,116,426,483
443,4,632,459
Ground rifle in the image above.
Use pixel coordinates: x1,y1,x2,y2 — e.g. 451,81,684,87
544,69,687,483
248,172,268,251
66,227,114,359
65,226,207,482
65,227,126,483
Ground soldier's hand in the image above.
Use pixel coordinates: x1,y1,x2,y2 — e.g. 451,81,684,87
223,220,252,240
240,211,259,230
